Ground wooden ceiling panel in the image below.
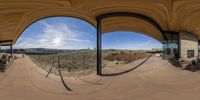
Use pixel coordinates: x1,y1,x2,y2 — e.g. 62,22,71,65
0,0,200,43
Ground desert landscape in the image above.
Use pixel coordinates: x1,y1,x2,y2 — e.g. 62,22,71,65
26,49,152,76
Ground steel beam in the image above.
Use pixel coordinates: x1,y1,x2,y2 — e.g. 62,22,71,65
95,12,181,75
96,12,167,75
0,40,13,56
97,12,168,40
96,17,102,75
0,40,13,46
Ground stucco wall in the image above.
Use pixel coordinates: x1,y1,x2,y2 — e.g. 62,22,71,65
179,31,198,61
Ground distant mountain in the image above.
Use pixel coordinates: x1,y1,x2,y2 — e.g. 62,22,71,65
1,48,76,54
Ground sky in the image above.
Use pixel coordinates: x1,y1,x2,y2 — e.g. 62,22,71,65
13,17,162,50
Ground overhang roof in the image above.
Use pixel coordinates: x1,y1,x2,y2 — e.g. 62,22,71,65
1,0,200,43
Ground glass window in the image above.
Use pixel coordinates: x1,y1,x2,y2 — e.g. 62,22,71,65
172,34,179,42
187,50,194,58
165,33,172,42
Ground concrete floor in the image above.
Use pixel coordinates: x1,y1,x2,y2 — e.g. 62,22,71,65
1,55,200,100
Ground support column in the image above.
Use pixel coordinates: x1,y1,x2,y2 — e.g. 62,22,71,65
96,17,102,75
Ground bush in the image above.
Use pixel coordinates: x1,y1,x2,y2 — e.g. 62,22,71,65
103,51,152,62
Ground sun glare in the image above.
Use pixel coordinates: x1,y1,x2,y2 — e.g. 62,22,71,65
53,38,61,44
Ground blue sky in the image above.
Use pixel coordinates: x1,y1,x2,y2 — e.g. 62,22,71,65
14,17,162,50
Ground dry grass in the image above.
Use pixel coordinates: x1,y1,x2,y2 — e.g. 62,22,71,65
27,50,96,76
104,51,152,62
27,50,153,76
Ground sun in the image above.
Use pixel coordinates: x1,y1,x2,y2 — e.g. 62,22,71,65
53,38,61,44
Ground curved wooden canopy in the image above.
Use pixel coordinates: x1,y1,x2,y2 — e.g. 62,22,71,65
1,0,200,43
101,16,162,40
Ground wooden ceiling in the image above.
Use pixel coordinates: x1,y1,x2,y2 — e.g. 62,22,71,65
0,0,200,43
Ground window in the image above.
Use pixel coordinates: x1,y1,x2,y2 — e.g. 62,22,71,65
187,50,194,58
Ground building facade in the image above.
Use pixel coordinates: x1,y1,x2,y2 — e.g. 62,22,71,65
163,31,199,61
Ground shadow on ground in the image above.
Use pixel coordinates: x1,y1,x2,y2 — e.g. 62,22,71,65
168,58,200,72
101,55,152,76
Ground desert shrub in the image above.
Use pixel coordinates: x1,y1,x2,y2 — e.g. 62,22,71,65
103,51,152,62
27,50,97,72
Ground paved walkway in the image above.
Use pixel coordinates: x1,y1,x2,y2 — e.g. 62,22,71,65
1,55,200,100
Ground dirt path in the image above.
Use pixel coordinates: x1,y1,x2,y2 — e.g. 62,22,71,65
1,55,200,100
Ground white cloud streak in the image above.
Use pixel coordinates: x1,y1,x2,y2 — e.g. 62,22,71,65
103,40,162,50
14,21,94,49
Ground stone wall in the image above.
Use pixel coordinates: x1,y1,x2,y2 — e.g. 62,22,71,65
179,31,198,61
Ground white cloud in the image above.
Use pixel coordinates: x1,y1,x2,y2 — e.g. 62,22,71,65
14,21,94,49
103,40,162,50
